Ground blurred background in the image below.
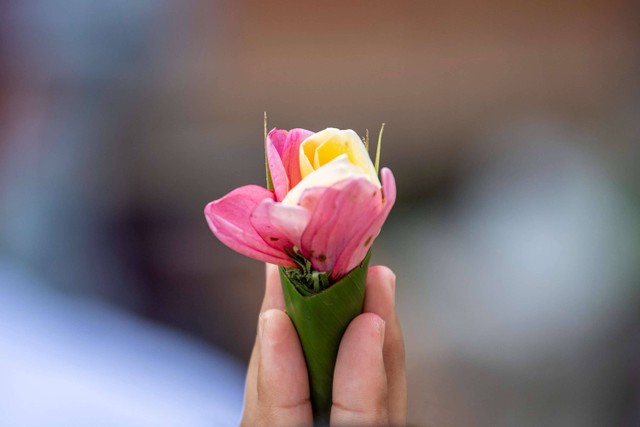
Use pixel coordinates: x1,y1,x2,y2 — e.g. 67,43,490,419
1,1,639,425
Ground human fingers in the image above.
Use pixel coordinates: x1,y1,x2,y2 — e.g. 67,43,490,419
331,312,388,426
243,264,287,422
247,309,312,426
262,263,286,311
364,266,407,426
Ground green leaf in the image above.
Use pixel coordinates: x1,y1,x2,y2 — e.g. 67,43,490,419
279,253,370,423
364,128,369,150
375,123,384,174
264,111,274,191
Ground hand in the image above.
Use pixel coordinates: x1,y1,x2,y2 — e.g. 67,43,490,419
241,263,407,426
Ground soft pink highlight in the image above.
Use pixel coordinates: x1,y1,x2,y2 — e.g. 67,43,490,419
266,128,313,201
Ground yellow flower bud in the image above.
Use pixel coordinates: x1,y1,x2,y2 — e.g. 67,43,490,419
299,128,380,186
280,129,380,206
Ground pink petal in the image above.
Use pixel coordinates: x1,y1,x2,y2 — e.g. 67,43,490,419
276,128,314,187
296,175,359,212
300,177,383,274
204,185,295,267
250,199,311,254
267,128,313,201
332,168,397,278
266,130,290,201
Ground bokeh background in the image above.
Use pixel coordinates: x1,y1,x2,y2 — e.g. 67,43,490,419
1,1,639,425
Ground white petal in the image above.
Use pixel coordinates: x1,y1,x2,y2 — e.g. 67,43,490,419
282,155,376,206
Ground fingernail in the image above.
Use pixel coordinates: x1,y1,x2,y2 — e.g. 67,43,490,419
259,311,271,341
377,318,386,347
388,271,396,301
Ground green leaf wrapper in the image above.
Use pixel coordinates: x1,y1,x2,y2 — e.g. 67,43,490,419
278,254,370,422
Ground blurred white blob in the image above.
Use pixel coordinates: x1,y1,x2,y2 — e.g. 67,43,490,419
430,128,636,365
388,121,639,426
0,262,244,427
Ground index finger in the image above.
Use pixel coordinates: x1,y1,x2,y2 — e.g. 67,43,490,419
243,263,286,422
364,265,407,426
261,263,286,311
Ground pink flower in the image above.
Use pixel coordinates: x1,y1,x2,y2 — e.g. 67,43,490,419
204,127,396,280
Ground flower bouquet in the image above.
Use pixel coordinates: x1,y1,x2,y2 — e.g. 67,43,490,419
204,121,396,421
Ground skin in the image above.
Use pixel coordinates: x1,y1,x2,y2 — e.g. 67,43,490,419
241,264,407,426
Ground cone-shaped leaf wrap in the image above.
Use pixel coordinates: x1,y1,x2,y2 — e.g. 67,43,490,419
279,254,370,421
